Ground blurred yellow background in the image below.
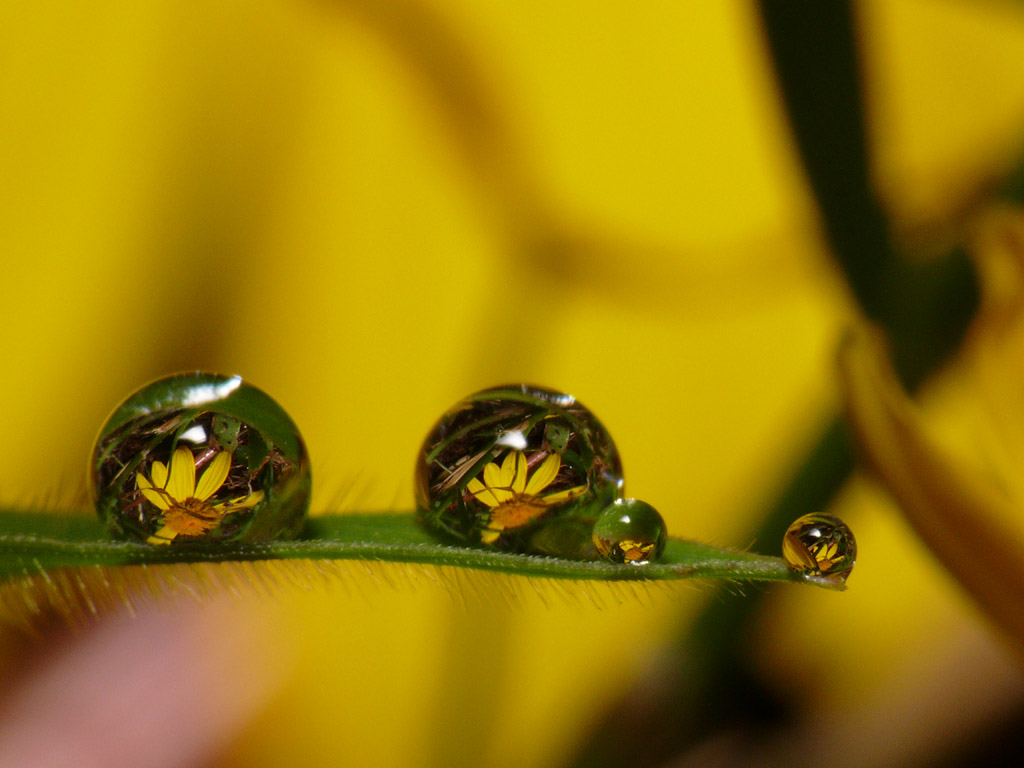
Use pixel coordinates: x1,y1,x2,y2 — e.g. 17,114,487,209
4,0,1024,765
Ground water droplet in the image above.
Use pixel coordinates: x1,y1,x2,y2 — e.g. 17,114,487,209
415,384,624,551
91,373,311,545
783,513,856,583
592,499,667,565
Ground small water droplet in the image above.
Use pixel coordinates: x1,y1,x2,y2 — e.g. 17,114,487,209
91,373,311,545
592,498,667,565
783,513,856,583
415,384,624,552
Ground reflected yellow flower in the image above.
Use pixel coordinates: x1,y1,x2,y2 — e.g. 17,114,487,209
136,446,264,545
466,451,586,543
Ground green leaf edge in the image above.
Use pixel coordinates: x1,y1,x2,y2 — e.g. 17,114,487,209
0,510,838,589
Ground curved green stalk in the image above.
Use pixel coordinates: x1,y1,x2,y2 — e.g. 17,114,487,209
0,509,827,587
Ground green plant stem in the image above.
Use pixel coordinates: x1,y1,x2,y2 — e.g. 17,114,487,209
0,509,830,588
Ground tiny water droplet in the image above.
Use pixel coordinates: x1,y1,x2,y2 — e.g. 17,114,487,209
592,498,667,565
415,384,624,552
783,513,856,583
91,373,311,545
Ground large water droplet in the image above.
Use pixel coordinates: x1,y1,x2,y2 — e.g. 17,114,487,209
592,498,667,565
91,373,311,545
415,384,624,552
783,513,856,584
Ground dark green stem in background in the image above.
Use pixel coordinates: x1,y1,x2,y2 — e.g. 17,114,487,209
567,2,985,766
754,0,979,386
758,0,894,321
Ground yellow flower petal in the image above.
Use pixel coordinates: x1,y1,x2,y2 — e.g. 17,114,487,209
524,454,560,496
498,451,518,488
136,472,171,511
482,461,504,492
166,446,197,503
224,489,265,510
480,529,500,544
967,215,1024,503
194,451,231,502
150,460,168,489
540,484,586,505
782,529,819,570
490,487,514,504
467,477,502,508
840,325,1024,646
146,525,177,545
481,486,514,505
510,452,528,495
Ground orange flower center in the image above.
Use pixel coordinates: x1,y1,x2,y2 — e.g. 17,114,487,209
489,494,551,530
162,499,221,537
620,540,654,562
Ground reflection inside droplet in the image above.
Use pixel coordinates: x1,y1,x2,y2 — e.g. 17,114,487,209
415,384,624,555
592,498,666,565
180,375,243,407
783,513,856,584
179,425,208,444
496,430,528,450
92,373,311,547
